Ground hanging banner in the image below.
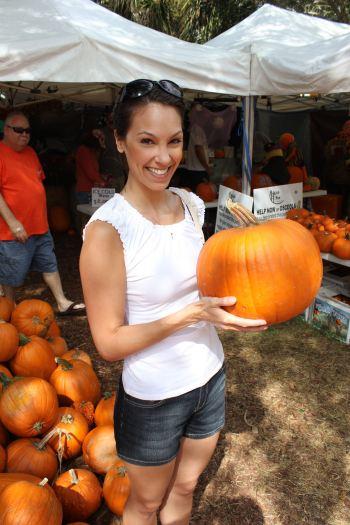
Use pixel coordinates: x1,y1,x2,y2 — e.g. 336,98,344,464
253,183,303,221
91,187,115,207
215,185,253,232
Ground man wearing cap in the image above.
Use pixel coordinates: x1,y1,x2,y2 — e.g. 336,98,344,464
0,111,85,315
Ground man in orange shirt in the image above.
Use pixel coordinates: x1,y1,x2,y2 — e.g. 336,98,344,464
0,111,85,315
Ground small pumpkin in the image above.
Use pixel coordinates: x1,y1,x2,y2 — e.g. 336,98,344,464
197,201,323,325
0,297,14,322
332,234,350,260
53,468,102,522
5,437,58,481
47,407,89,460
72,400,95,427
314,231,337,253
222,175,242,192
94,392,116,427
0,478,63,525
0,321,19,362
82,425,118,474
103,460,131,517
46,320,61,337
62,348,92,367
10,334,57,380
195,182,217,202
47,336,68,357
251,172,273,190
0,374,59,437
11,299,54,337
286,208,309,221
50,358,101,407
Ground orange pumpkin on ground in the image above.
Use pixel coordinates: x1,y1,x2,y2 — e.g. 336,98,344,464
50,358,101,407
94,392,116,427
195,182,217,202
5,437,58,481
46,320,61,337
0,478,63,525
82,425,118,474
0,375,59,437
11,299,54,337
47,336,68,357
103,460,131,517
10,334,56,380
53,468,102,522
72,400,95,427
0,473,41,496
48,205,71,233
0,321,18,362
0,297,14,322
197,201,323,325
0,444,5,472
47,407,89,460
62,348,92,367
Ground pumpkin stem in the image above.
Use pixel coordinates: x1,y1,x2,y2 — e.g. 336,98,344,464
103,391,113,400
19,333,31,346
0,372,13,389
69,469,79,485
39,477,49,487
225,200,259,226
55,357,73,370
60,414,74,424
117,466,128,477
38,427,69,450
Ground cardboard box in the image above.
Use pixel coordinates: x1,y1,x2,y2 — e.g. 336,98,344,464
311,288,350,344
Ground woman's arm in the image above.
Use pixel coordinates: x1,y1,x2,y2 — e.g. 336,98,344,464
80,221,266,362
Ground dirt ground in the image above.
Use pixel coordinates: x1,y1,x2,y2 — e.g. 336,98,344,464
18,232,350,525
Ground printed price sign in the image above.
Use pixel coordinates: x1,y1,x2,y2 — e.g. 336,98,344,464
91,187,115,207
253,183,303,221
215,185,253,232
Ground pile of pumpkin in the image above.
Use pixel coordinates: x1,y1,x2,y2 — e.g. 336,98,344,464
286,208,350,259
0,297,129,525
189,175,242,203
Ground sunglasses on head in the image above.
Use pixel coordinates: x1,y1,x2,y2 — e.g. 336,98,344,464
119,79,183,103
6,125,31,135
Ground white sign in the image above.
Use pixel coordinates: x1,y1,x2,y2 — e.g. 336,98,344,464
253,183,303,221
215,185,253,232
91,187,115,207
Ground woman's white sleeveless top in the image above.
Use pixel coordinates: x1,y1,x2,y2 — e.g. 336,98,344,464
84,188,224,400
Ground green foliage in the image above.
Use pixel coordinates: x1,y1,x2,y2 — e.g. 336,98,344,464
97,0,350,42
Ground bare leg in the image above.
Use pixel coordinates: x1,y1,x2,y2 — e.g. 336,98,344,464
159,433,220,525
42,271,84,312
122,459,176,525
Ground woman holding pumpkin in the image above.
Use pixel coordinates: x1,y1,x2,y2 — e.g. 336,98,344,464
80,79,266,525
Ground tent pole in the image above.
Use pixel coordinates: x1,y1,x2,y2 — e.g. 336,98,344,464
241,95,256,195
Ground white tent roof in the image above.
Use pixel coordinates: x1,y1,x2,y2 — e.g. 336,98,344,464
0,0,250,106
208,3,350,97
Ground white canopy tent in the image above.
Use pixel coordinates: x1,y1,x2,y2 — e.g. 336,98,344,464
0,0,250,107
207,4,350,193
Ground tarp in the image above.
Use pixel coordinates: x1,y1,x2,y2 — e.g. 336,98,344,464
208,3,350,96
0,0,250,106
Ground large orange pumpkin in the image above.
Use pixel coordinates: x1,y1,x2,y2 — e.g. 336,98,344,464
53,468,102,522
10,334,56,380
103,460,131,517
0,375,59,437
197,201,323,325
48,205,71,233
0,473,41,496
82,425,118,474
0,297,14,322
5,437,58,481
11,299,54,337
0,478,63,525
0,321,18,362
50,358,101,407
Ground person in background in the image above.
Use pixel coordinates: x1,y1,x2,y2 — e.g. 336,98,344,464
182,121,212,191
80,78,266,525
75,130,109,205
260,142,290,185
97,112,126,192
0,111,85,316
279,132,308,183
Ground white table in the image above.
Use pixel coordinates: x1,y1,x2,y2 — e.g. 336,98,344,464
321,253,350,268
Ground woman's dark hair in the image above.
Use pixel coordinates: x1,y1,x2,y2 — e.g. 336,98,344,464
113,85,185,139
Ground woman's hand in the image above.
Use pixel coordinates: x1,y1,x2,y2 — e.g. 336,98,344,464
191,296,267,332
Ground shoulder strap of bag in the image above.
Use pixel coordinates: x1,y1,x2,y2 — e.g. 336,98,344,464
173,188,205,243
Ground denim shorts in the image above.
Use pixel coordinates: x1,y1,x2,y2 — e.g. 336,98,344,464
114,363,226,466
0,232,58,287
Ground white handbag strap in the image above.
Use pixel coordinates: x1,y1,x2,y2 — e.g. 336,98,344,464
173,188,205,243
